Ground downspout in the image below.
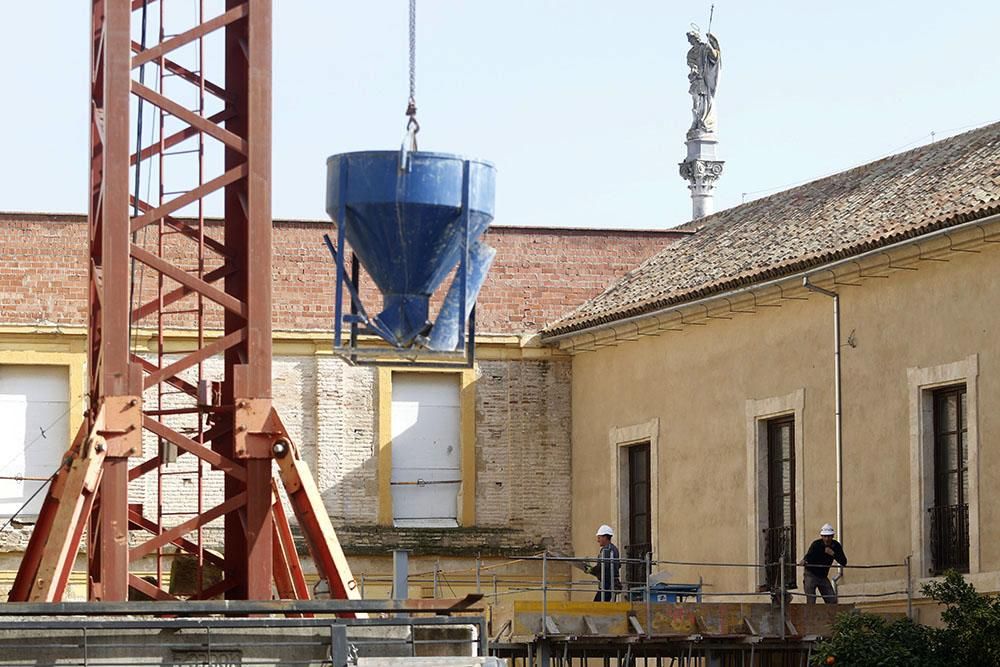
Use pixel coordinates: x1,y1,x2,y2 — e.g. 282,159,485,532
802,277,844,586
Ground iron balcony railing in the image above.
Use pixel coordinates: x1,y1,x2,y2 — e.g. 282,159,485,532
929,503,969,574
624,542,652,592
763,524,796,590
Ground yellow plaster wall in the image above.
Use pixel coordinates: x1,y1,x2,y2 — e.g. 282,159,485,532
569,242,1000,599
0,328,544,464
0,326,550,537
0,334,87,444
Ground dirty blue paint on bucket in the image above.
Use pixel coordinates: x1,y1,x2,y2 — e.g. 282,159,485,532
326,150,496,347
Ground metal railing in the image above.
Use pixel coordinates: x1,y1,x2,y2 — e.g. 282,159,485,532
354,552,915,607
929,503,969,574
763,524,796,590
342,552,920,666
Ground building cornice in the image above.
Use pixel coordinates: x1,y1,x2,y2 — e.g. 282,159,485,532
544,211,1000,352
0,326,564,361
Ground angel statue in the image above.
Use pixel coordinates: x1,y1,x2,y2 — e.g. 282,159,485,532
685,29,721,137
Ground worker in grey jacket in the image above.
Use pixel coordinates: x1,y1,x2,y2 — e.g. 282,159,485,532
587,524,621,601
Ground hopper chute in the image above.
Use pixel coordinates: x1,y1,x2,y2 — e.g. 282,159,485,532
324,150,496,366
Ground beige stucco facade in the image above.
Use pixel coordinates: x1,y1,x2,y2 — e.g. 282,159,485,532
560,216,1000,618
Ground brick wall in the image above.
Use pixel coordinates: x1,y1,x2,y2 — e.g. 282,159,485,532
477,226,679,332
99,353,572,557
0,213,680,334
316,356,574,556
0,212,675,557
475,358,573,550
314,357,378,524
0,215,88,326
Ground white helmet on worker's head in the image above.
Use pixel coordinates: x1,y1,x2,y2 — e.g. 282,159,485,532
819,523,835,536
596,524,614,537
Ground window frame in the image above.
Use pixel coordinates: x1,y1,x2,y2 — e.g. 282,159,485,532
610,418,660,572
766,416,795,532
0,352,86,519
931,385,968,509
624,441,652,590
929,384,970,574
745,389,805,591
376,367,477,527
764,415,796,589
908,355,980,577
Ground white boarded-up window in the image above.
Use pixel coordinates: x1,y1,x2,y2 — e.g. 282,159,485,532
391,373,461,527
0,365,70,517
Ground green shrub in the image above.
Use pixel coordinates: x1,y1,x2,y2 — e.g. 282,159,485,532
810,612,936,666
811,570,1000,666
922,570,1000,666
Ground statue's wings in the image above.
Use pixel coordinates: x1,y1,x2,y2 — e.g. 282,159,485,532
705,33,721,95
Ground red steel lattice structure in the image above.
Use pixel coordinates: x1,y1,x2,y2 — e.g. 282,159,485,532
9,0,357,603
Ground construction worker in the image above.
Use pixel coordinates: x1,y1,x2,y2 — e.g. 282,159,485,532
801,523,847,604
587,525,621,601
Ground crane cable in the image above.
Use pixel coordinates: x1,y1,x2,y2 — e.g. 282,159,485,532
404,0,419,150
128,0,150,354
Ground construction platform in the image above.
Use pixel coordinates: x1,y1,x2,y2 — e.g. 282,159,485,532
489,600,851,666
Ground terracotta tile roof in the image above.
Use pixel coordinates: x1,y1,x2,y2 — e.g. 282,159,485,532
543,122,1000,338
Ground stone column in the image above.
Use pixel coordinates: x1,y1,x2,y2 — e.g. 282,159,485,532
680,28,723,220
679,133,724,219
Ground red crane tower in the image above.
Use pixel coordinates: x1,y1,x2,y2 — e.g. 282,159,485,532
9,0,356,603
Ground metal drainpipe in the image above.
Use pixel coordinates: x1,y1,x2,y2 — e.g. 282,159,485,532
802,277,844,585
393,550,410,601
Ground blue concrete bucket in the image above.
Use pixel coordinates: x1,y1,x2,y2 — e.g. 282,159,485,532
427,239,496,351
326,150,496,347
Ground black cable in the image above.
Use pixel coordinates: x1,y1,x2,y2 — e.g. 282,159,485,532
0,465,62,534
132,0,149,219
128,0,150,350
0,397,83,475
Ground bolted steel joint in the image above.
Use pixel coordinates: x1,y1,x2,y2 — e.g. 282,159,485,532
272,439,290,459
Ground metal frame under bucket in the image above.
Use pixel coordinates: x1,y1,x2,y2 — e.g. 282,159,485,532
324,152,493,368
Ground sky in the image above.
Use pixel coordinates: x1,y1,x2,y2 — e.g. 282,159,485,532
1,1,999,230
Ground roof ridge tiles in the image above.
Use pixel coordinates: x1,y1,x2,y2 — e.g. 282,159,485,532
543,121,1000,338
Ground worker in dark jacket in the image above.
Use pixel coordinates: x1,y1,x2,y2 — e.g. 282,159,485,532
587,524,621,601
800,523,847,604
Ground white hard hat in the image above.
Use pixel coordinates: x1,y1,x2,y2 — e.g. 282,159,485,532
819,523,835,536
596,524,614,537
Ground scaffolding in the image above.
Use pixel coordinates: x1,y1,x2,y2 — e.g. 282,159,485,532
348,552,915,667
9,0,358,606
